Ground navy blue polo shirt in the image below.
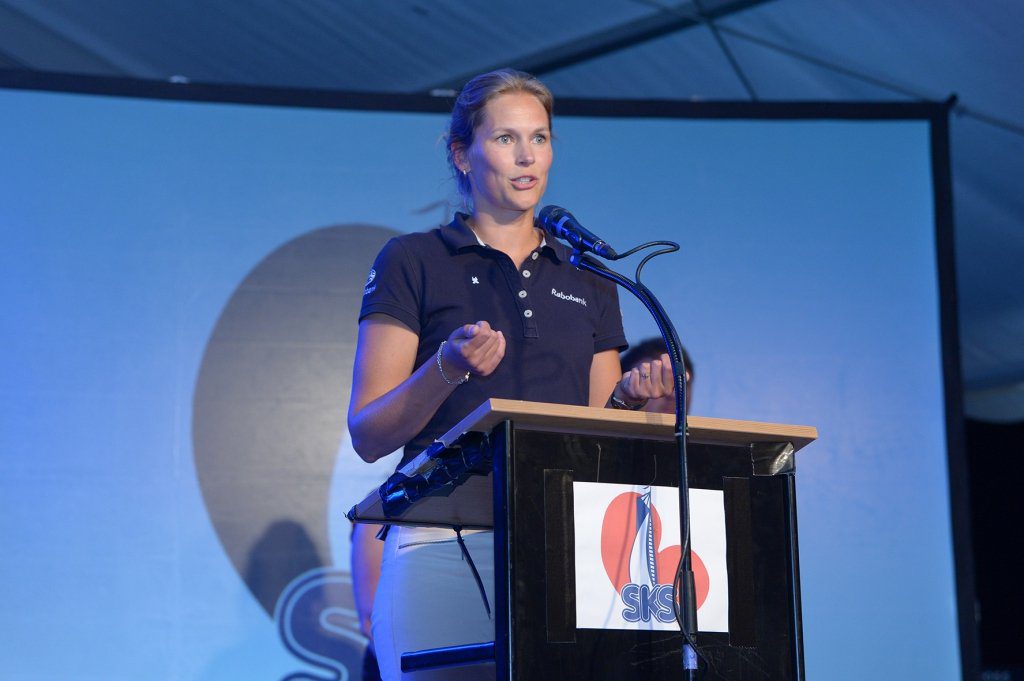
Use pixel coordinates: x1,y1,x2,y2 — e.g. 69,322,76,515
359,212,628,459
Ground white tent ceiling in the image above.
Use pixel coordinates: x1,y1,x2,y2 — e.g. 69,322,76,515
2,0,1021,420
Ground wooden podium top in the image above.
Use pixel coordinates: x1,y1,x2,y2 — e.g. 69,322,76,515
348,400,817,528
438,398,818,452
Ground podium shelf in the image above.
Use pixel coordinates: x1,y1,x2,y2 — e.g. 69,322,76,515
440,399,817,451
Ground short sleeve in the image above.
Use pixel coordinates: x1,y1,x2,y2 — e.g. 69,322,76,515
358,237,423,334
593,277,628,353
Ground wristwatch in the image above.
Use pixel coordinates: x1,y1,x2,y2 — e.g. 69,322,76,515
609,392,648,410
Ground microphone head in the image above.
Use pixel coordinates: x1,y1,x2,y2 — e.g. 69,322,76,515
538,205,571,236
537,204,617,259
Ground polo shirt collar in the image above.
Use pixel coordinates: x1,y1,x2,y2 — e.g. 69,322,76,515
441,212,568,263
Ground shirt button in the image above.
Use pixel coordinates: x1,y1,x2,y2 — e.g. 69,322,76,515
522,269,531,278
531,252,539,260
524,309,533,318
518,290,527,298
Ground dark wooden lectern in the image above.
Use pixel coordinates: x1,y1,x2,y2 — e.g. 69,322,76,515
350,399,817,680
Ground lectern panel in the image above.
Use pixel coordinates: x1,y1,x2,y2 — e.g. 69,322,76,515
495,423,803,681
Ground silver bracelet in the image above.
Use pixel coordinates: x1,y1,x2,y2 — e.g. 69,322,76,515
436,340,470,386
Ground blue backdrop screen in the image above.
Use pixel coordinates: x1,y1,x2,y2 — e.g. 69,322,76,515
0,88,957,679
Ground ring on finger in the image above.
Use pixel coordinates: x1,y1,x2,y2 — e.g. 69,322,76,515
640,372,650,379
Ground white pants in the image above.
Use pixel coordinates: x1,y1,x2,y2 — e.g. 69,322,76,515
371,525,496,681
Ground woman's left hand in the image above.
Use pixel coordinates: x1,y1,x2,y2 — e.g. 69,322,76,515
615,353,674,405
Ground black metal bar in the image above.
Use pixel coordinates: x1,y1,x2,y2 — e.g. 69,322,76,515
400,641,495,672
930,105,981,681
0,68,951,124
427,0,777,90
693,0,759,100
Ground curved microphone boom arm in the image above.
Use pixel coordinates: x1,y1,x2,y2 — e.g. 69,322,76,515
568,250,702,678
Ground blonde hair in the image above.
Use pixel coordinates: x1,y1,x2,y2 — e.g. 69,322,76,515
446,68,554,203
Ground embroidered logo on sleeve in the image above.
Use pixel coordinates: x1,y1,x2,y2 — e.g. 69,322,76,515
364,268,377,296
551,288,587,307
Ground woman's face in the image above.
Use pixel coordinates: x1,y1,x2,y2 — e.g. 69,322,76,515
460,91,552,220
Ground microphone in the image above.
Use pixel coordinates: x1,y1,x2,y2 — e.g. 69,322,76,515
538,205,618,259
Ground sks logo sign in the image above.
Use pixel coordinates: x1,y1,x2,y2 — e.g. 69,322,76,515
573,482,729,633
601,490,710,624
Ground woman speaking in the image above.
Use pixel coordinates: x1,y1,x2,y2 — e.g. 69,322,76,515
348,68,673,680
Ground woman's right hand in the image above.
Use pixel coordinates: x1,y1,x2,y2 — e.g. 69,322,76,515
442,320,506,377
348,316,505,462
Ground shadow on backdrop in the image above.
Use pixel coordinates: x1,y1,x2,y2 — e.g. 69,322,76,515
192,224,401,678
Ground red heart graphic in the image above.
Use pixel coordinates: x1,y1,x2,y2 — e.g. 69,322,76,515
600,491,710,610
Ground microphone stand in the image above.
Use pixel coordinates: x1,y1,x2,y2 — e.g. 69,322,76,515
570,251,699,679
